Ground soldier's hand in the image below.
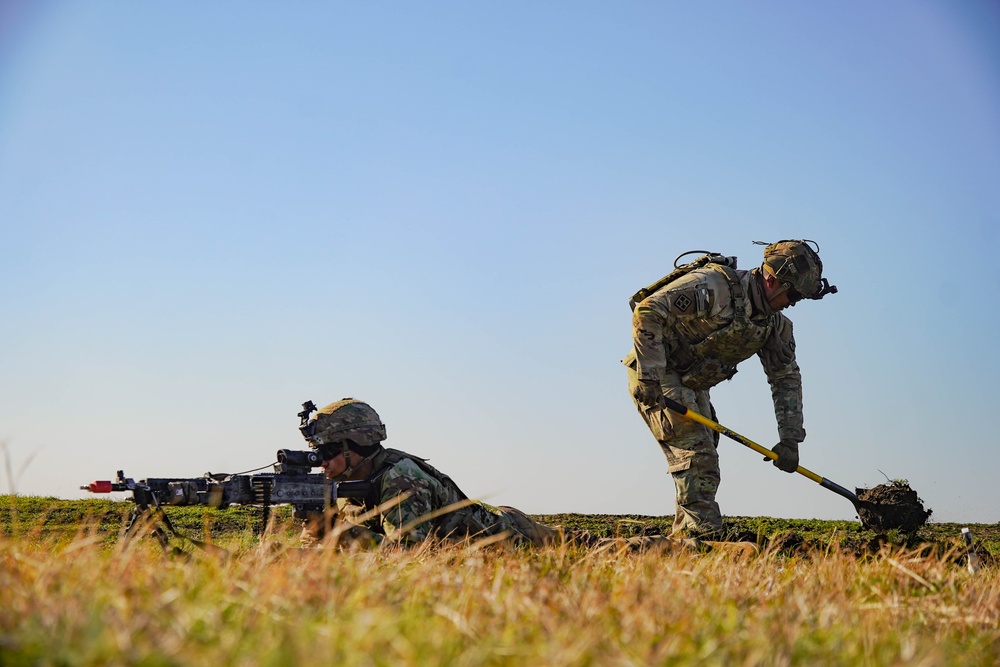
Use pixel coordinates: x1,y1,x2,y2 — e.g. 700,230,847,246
765,439,799,473
632,378,665,409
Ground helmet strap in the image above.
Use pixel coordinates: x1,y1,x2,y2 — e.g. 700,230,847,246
341,441,352,477
748,268,774,316
335,444,382,482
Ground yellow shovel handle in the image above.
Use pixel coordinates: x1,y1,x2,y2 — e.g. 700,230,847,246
658,396,863,512
660,396,823,483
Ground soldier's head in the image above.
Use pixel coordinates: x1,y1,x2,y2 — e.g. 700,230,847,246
759,239,837,311
299,398,387,479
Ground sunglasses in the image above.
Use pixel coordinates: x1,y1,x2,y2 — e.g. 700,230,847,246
775,277,802,303
315,444,341,461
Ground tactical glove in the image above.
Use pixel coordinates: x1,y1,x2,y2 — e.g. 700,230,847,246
632,378,665,409
766,439,799,473
296,509,328,546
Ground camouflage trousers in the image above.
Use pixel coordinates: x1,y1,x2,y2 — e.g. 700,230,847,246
298,503,558,547
627,366,722,539
495,505,559,547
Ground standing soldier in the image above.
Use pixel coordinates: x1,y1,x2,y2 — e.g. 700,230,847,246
624,240,837,539
297,398,557,547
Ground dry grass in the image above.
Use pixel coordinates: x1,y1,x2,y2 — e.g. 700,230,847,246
2,516,999,667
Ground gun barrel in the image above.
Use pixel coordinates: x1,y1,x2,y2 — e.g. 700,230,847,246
82,481,125,493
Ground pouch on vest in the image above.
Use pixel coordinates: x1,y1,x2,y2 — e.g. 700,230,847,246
680,358,739,391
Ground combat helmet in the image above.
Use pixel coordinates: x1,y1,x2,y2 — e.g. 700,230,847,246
760,239,837,300
299,398,387,454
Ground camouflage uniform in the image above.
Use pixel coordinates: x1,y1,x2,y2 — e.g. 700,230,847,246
302,447,556,547
356,447,552,544
623,263,804,538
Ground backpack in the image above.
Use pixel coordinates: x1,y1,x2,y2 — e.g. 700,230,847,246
628,251,738,311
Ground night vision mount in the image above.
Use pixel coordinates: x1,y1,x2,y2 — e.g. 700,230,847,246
298,400,317,427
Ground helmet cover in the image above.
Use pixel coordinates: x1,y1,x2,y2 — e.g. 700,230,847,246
300,398,387,450
761,239,836,300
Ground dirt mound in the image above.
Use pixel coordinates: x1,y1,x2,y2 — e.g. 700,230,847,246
856,481,931,532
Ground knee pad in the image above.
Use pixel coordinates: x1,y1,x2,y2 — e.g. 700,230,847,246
672,465,720,505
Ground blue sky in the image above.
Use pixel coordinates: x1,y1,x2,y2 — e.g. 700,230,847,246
2,1,998,523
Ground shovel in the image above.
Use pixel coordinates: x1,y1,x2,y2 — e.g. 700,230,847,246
659,396,868,520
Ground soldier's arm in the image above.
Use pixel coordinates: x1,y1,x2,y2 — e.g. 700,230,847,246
633,278,713,383
294,504,383,547
758,315,806,443
631,304,670,382
632,290,693,383
378,464,438,543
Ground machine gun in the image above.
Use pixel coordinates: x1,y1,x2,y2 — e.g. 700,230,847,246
82,449,373,550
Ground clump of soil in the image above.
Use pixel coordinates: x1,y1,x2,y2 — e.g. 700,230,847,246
856,481,932,532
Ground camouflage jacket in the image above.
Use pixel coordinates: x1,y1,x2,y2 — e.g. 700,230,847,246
624,264,806,443
335,448,546,544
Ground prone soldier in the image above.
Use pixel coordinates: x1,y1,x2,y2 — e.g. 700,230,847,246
297,398,557,547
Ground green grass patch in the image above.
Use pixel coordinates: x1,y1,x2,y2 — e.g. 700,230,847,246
3,496,997,560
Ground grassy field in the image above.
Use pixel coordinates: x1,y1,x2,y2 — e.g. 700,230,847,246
2,495,999,665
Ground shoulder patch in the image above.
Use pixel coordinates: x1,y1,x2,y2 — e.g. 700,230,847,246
672,292,693,313
666,288,710,316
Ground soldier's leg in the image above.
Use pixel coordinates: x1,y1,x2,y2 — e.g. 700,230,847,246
451,504,557,546
497,506,560,546
627,367,722,538
669,390,722,538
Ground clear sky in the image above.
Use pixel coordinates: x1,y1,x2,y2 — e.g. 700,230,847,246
2,1,999,524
